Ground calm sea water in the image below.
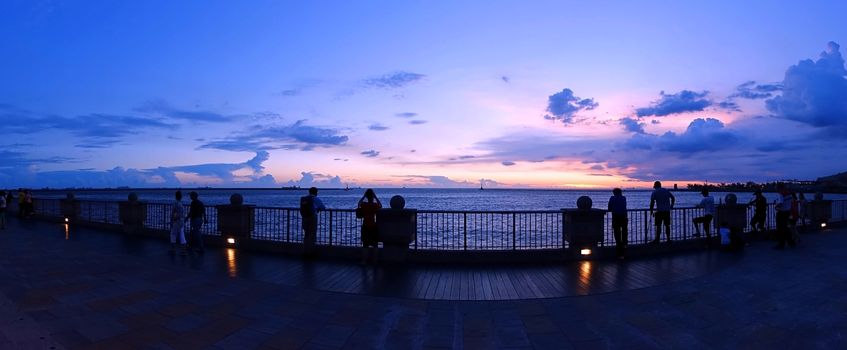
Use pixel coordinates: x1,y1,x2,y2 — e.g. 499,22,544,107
31,188,847,211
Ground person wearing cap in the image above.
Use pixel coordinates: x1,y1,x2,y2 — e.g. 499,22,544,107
693,189,715,238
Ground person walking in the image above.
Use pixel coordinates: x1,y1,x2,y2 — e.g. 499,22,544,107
185,191,207,254
170,190,188,255
300,187,326,257
607,188,628,259
649,181,676,243
773,183,796,250
693,189,715,238
749,190,767,233
0,191,6,230
357,189,382,265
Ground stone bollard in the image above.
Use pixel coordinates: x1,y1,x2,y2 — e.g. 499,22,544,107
216,194,255,245
715,193,747,232
376,195,417,262
809,192,832,228
119,192,147,234
562,196,605,257
60,192,81,222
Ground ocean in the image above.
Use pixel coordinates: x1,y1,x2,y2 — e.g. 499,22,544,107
31,188,847,211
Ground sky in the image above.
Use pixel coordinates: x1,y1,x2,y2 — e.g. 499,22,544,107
2,0,847,189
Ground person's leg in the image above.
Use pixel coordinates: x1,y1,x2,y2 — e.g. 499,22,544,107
303,218,317,255
704,215,712,238
774,211,788,248
191,218,204,252
693,216,704,236
360,226,368,264
621,218,628,257
612,217,622,255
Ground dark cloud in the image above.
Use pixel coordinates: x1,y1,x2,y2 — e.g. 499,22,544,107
717,100,741,112
395,112,417,118
635,90,711,117
363,71,426,89
619,117,645,134
766,41,847,130
200,120,348,152
501,76,511,83
730,81,783,100
542,88,599,124
589,164,604,170
134,100,234,122
409,120,427,125
501,161,516,166
368,123,389,131
361,150,380,158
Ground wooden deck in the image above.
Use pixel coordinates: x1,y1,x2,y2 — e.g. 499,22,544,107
7,219,739,300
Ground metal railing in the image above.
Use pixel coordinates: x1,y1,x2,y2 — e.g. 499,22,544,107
28,198,847,251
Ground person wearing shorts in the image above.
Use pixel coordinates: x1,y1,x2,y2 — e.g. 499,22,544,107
650,181,675,243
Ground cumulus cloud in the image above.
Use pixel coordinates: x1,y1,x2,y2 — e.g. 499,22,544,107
765,41,847,130
363,71,426,88
624,118,738,153
200,120,348,152
0,151,277,188
368,123,389,131
542,88,599,124
361,150,380,158
635,90,711,117
619,117,645,134
283,172,344,188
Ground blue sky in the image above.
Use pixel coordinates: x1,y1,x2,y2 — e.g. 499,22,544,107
2,0,847,188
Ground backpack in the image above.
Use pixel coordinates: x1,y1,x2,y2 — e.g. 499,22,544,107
300,195,315,219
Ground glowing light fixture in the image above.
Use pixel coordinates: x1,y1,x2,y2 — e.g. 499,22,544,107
821,222,827,228
64,217,69,223
227,237,236,244
580,248,592,256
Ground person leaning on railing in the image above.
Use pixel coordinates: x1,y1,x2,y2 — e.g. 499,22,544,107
608,188,628,259
300,187,325,258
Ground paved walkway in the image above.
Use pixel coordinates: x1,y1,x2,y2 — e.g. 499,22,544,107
1,217,846,349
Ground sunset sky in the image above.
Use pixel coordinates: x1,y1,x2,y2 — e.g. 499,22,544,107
2,1,847,189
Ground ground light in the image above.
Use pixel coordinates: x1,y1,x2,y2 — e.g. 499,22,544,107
64,217,69,223
580,248,592,256
226,237,236,245
821,222,827,228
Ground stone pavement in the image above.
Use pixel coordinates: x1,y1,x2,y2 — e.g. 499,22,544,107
1,217,846,349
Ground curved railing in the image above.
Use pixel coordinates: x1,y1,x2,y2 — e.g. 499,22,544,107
27,198,847,251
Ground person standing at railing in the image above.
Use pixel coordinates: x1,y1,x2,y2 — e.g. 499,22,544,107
300,187,326,258
649,181,675,244
170,190,188,255
749,190,767,233
693,189,715,239
773,183,796,250
17,189,25,218
608,188,628,259
185,191,207,254
357,189,382,265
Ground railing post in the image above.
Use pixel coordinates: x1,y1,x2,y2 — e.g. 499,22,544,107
328,211,333,246
683,209,687,238
644,210,648,241
512,212,517,250
286,209,291,242
463,212,467,251
414,212,418,250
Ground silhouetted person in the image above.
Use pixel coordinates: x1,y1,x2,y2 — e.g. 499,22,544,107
0,191,6,229
607,188,628,259
749,190,767,233
693,189,715,238
170,190,187,255
300,187,325,257
17,189,24,218
186,191,207,254
23,190,33,218
357,189,382,265
773,183,796,250
649,181,675,243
